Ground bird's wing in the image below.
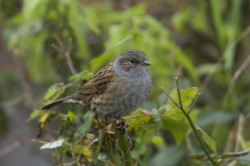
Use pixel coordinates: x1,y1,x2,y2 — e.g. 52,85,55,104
78,63,116,95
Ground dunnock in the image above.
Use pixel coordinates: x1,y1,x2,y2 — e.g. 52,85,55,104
42,49,152,120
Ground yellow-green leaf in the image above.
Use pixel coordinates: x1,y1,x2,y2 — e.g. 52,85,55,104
69,70,93,82
27,109,45,121
74,145,93,162
162,87,198,145
43,83,71,103
68,111,76,123
78,111,95,136
39,112,50,129
151,136,164,146
197,128,217,153
124,109,151,131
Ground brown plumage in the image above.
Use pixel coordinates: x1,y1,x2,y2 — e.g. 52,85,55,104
41,49,152,119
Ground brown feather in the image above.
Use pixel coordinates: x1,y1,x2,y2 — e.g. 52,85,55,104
78,63,115,95
41,94,86,110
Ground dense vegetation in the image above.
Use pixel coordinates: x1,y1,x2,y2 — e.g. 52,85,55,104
1,0,250,166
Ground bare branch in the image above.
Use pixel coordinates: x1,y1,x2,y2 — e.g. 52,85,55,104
51,33,77,75
221,54,250,110
201,26,250,91
188,92,201,114
161,87,181,109
174,73,184,109
162,78,219,166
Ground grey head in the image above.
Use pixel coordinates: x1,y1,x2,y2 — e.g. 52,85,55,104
114,49,151,78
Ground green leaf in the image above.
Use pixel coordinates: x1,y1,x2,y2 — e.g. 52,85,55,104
162,87,198,145
151,136,164,146
68,111,76,123
197,128,217,153
27,109,45,121
74,145,93,162
90,35,132,71
124,109,151,130
38,112,50,129
40,139,64,149
43,83,71,103
78,111,95,136
69,70,93,82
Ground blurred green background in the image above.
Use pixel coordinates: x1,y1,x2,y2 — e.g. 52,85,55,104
1,0,250,165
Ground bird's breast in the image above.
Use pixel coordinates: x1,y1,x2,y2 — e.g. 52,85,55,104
90,75,151,118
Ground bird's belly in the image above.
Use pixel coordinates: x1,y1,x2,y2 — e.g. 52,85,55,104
90,77,151,119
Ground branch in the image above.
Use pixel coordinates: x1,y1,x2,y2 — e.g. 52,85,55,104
161,87,181,109
162,75,219,166
221,54,250,110
51,33,77,75
105,133,119,165
188,92,201,114
200,26,250,91
93,130,104,163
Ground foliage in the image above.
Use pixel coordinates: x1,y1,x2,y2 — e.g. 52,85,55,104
162,87,198,145
1,0,250,166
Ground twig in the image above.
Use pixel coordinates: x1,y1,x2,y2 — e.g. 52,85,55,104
94,117,118,164
51,33,76,75
221,54,250,110
235,114,244,151
93,130,104,163
98,159,117,166
188,92,201,114
192,148,250,161
105,133,119,165
162,76,219,166
124,112,178,120
161,87,181,109
61,161,76,166
200,26,250,91
175,73,183,109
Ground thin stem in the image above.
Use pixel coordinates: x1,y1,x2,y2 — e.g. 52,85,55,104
161,87,181,109
98,159,117,166
51,33,76,75
93,130,105,163
162,78,219,166
174,74,183,109
124,112,178,120
182,108,218,165
188,92,201,115
174,78,219,166
105,133,119,165
95,117,118,165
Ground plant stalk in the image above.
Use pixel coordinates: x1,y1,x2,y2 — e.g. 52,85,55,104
174,78,219,166
113,118,134,166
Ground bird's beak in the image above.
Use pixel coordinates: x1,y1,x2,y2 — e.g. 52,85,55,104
142,60,151,66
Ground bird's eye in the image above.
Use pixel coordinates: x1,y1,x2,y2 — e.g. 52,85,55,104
130,59,137,63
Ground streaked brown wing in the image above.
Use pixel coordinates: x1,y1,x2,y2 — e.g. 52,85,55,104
78,63,115,95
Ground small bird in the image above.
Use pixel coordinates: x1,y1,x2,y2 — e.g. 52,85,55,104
42,49,152,120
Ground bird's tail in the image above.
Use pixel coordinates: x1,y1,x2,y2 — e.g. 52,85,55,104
41,93,85,110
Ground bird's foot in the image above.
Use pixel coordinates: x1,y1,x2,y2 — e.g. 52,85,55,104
113,117,129,134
